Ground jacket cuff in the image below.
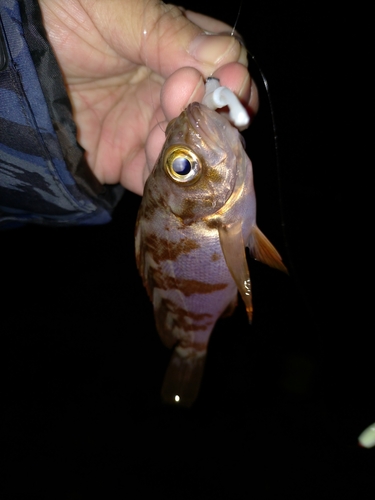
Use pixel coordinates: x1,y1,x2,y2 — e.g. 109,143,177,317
0,0,124,227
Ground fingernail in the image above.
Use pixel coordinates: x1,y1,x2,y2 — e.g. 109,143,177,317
189,34,239,66
238,72,250,100
216,31,248,67
238,44,248,66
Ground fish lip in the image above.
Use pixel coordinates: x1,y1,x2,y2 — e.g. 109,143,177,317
185,102,224,149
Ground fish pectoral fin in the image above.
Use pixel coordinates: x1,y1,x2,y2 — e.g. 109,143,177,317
135,214,149,293
247,225,288,274
218,221,253,323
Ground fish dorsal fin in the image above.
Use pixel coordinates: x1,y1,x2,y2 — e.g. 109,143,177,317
218,221,253,323
248,225,288,274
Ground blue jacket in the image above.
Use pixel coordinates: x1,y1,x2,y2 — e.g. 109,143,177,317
0,0,123,228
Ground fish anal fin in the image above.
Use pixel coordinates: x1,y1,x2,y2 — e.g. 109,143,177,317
248,225,288,274
218,221,253,323
135,214,151,296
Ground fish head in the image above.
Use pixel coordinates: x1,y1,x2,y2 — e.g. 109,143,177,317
154,102,248,224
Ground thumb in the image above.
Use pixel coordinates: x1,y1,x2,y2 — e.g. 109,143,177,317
143,3,247,78
103,1,247,79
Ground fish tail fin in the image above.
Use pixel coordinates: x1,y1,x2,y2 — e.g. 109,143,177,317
161,346,207,408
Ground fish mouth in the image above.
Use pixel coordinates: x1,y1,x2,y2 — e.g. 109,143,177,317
185,102,226,150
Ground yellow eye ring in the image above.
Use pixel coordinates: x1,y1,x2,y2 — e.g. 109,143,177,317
164,146,202,184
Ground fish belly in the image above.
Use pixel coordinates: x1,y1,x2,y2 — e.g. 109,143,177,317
147,223,237,406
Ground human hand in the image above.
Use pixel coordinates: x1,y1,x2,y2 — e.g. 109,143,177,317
39,0,258,195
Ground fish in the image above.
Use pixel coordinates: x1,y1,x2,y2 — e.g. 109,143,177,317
135,98,287,407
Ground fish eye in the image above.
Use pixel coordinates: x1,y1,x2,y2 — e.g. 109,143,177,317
164,146,202,184
172,157,191,175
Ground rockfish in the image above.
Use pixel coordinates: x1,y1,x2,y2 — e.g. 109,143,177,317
135,99,287,407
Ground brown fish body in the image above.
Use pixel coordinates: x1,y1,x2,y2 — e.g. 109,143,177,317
135,102,286,406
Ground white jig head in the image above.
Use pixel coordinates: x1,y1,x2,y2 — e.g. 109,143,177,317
202,77,249,129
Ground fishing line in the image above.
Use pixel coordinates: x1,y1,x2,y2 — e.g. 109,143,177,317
235,17,322,350
230,0,243,37
244,48,294,276
225,3,299,291
220,1,293,277
246,46,323,340
227,2,321,337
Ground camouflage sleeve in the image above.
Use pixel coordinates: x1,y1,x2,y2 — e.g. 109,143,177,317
0,0,124,228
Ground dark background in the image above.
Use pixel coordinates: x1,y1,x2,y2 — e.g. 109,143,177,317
1,2,373,498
